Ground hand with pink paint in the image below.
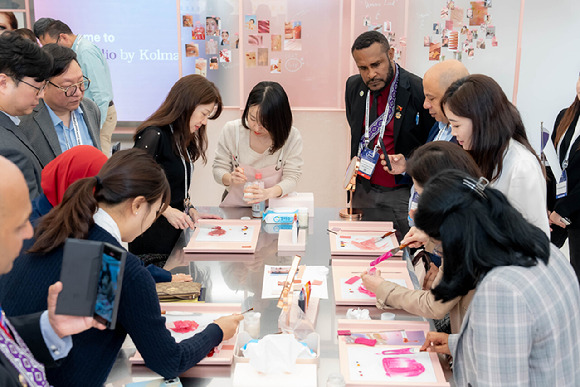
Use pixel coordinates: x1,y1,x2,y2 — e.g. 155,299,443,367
361,270,384,294
420,331,450,355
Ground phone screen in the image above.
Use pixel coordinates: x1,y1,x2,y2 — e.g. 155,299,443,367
94,251,121,326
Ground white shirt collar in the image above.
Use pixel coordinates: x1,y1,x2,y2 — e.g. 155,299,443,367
1,111,20,125
93,207,122,244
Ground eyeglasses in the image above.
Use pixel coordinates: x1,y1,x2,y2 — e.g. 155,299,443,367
18,79,48,96
49,76,91,97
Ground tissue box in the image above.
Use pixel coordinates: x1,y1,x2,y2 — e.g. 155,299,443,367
262,208,298,224
233,332,320,365
269,192,314,216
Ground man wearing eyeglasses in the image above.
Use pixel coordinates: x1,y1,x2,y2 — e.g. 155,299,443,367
0,32,52,199
36,19,116,157
19,44,101,167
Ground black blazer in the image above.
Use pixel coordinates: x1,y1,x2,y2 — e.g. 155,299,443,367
345,67,435,161
547,108,580,229
0,312,58,386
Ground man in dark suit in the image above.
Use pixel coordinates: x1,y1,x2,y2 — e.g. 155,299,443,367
0,32,52,199
0,156,104,386
20,44,101,167
345,31,434,237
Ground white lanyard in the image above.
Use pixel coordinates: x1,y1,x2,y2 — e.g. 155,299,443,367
169,125,193,201
363,92,388,153
558,118,580,170
63,111,83,150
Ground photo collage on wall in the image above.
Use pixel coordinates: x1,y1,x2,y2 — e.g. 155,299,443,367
426,0,497,62
244,14,302,73
182,14,237,76
362,17,404,62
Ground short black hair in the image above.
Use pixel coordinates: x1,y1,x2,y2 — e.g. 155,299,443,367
42,44,78,78
414,169,550,302
0,32,52,82
33,17,55,38
351,31,390,54
242,81,293,153
44,20,73,39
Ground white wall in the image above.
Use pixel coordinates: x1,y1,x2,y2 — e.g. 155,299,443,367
517,0,580,152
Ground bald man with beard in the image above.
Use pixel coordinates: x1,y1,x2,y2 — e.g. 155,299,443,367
383,59,469,175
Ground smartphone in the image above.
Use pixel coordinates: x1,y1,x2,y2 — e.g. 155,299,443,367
93,243,126,329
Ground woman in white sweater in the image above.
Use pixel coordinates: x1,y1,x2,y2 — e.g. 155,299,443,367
213,81,303,206
441,74,550,235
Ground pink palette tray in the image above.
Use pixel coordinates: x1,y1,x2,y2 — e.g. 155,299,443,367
332,259,413,306
328,221,400,256
337,319,449,386
184,219,261,254
130,303,241,368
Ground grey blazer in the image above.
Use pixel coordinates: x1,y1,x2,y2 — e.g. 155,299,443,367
0,113,43,199
19,98,101,167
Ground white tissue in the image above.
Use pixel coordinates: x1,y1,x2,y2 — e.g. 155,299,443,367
346,308,371,320
242,333,315,374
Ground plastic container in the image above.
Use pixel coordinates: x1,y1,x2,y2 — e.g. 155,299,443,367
250,173,265,218
297,207,308,228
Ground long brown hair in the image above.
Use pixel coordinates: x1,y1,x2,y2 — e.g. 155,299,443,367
554,97,580,147
441,74,544,181
29,149,171,254
134,74,223,164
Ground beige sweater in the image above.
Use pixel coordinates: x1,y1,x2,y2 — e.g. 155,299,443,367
212,119,303,195
375,264,474,334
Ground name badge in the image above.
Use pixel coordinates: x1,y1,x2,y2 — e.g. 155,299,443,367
556,170,567,199
357,147,379,180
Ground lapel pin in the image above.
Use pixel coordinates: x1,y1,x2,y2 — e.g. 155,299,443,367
395,112,402,119
360,91,364,97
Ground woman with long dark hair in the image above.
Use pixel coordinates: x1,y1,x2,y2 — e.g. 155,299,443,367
0,149,243,386
548,74,580,280
213,81,303,206
441,74,549,235
131,74,223,256
418,170,580,386
361,141,481,334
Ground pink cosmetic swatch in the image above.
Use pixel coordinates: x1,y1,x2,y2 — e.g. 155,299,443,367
345,276,360,285
370,251,393,266
381,348,416,355
383,357,425,377
170,320,199,333
358,285,376,297
354,337,377,346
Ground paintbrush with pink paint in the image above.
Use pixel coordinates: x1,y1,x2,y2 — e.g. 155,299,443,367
369,243,410,266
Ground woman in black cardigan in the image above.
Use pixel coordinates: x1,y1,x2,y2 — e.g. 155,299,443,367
548,74,580,281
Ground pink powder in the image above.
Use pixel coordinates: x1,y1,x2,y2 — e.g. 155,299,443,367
382,357,425,377
170,320,199,333
345,276,360,285
208,226,226,236
352,238,379,250
358,285,376,297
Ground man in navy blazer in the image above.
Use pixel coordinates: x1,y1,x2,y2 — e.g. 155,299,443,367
20,44,101,167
